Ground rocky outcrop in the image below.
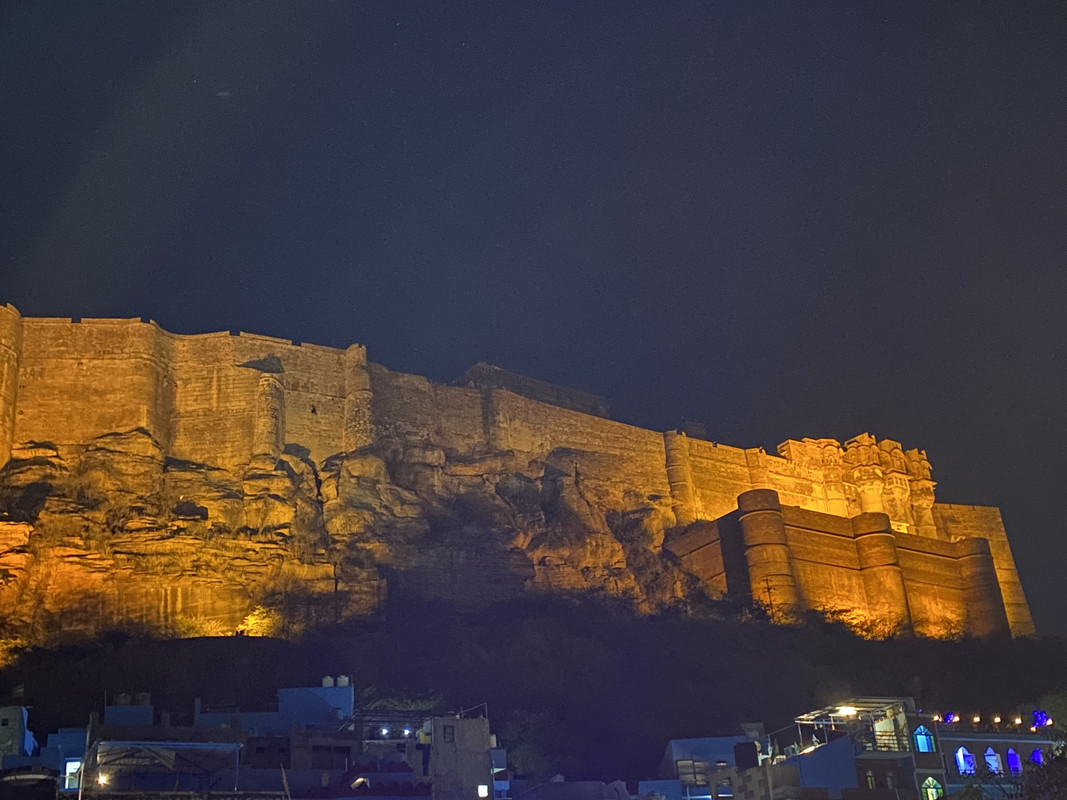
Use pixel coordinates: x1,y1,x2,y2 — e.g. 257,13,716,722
0,426,696,645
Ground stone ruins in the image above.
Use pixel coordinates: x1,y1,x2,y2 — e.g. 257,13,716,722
0,305,1034,642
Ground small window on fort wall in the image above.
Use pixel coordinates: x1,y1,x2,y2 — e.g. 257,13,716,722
984,747,1002,774
921,778,943,800
913,725,935,753
1032,748,1044,765
1007,749,1022,776
956,747,976,775
443,725,454,743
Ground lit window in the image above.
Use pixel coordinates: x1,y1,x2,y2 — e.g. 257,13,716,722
478,786,489,798
921,777,943,800
1007,749,1022,776
1032,749,1044,765
64,760,82,791
866,770,875,789
913,726,936,753
984,748,1002,775
956,747,976,775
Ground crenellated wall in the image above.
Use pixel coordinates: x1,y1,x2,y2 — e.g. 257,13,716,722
4,317,369,469
0,304,23,467
666,489,1024,639
0,307,1036,638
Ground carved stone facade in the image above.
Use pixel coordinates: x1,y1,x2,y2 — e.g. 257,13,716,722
0,305,1035,640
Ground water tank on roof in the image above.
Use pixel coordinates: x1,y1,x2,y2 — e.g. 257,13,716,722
322,676,335,687
337,675,350,687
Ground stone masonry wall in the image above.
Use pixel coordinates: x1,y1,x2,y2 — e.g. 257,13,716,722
0,309,1037,640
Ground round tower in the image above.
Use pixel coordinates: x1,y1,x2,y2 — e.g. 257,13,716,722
252,372,285,458
0,303,23,468
737,489,801,621
956,537,1011,639
853,513,913,636
663,431,698,525
342,344,373,452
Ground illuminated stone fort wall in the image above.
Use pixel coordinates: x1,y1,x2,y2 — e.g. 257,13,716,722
0,304,1035,638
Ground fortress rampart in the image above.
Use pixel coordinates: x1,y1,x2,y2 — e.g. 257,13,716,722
0,306,1036,638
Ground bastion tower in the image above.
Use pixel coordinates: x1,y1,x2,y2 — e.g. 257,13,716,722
0,306,1035,640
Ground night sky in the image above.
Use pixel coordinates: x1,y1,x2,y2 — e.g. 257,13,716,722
3,3,1065,635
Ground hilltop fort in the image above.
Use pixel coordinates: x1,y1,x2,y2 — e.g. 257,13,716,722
0,305,1034,642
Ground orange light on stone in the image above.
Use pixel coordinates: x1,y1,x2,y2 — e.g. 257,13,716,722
1015,717,1023,725
973,716,981,723
994,716,1001,724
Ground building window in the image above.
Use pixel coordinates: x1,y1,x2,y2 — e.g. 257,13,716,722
984,747,1002,775
913,726,935,753
956,747,976,775
64,760,82,791
921,777,944,800
676,760,710,787
443,725,455,743
1032,748,1044,765
866,770,875,789
1007,749,1022,776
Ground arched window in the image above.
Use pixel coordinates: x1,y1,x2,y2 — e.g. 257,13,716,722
913,726,936,753
865,770,875,789
1007,749,1022,776
921,777,944,800
956,747,976,775
1032,748,1045,765
984,747,1002,774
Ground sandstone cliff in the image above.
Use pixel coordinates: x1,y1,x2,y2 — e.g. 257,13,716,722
0,310,1036,646
0,424,694,647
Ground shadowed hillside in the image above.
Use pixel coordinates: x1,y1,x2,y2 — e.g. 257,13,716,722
2,596,1064,782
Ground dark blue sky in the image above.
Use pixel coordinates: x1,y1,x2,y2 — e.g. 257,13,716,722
3,2,1066,634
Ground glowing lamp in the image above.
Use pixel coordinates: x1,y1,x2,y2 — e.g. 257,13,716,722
837,706,857,717
973,716,981,724
403,728,412,736
994,716,1001,724
1046,718,1055,726
1015,717,1023,726
478,785,490,798
381,727,390,737
933,715,942,722
97,775,109,786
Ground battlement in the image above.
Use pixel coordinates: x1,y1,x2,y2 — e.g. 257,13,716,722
0,306,1036,638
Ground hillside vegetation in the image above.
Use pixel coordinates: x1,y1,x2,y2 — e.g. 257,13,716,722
2,597,1064,782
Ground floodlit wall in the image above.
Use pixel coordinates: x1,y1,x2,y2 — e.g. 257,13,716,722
667,489,1019,639
0,308,1036,638
933,503,1035,636
5,317,371,469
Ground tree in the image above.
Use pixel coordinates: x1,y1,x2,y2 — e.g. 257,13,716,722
1020,751,1067,800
